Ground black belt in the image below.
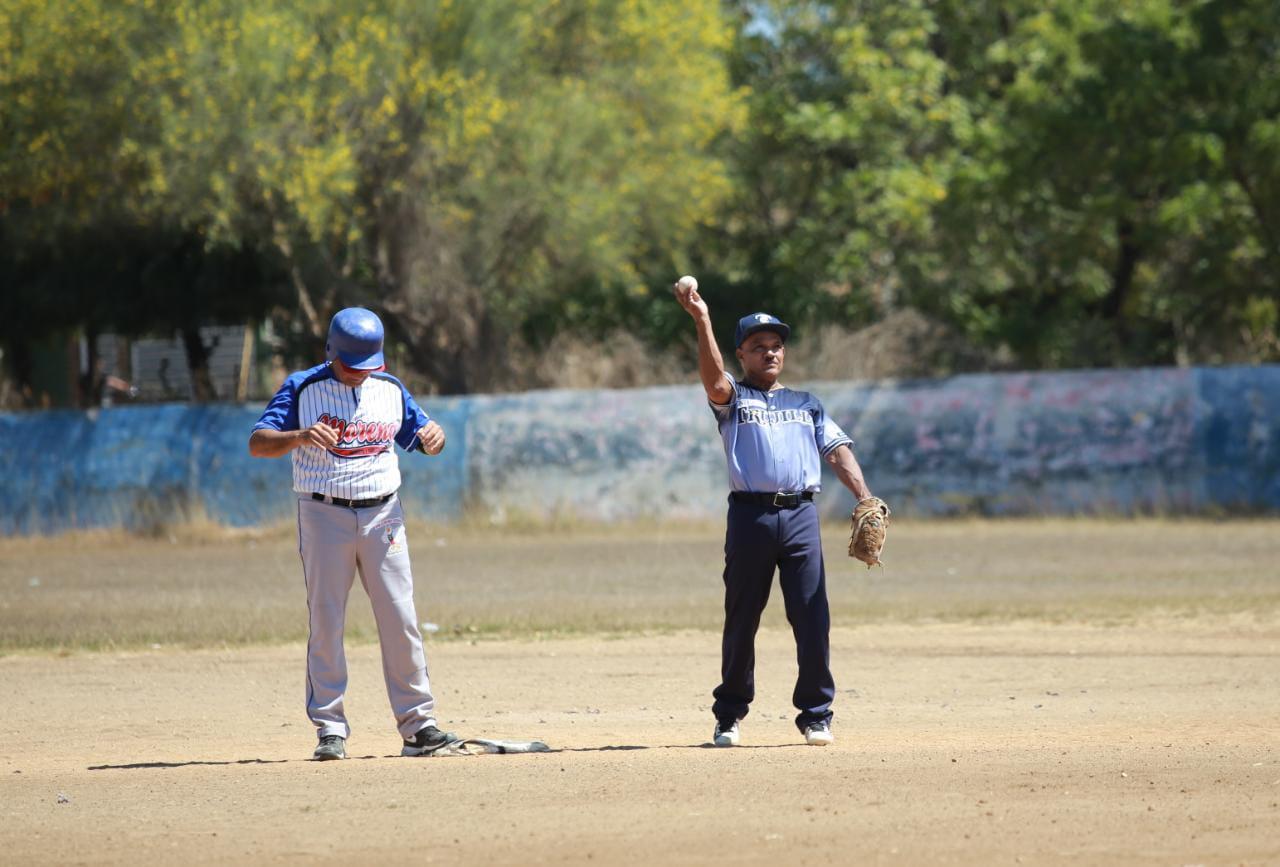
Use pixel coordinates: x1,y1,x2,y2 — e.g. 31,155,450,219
731,491,815,508
311,492,395,509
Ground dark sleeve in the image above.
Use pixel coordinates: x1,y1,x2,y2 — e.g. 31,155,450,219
252,375,301,432
395,382,433,452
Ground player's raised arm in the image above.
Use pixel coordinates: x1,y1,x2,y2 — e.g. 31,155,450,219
672,275,734,405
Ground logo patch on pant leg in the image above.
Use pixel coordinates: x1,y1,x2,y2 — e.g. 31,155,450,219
381,521,406,555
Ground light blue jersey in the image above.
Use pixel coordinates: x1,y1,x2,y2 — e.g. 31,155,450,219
710,373,852,493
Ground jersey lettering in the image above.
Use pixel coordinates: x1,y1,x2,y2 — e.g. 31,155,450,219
317,413,398,458
737,407,815,427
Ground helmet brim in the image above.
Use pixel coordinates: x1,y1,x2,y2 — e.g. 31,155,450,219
335,349,386,371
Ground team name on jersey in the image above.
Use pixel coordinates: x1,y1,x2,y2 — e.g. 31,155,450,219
317,412,397,458
737,406,815,428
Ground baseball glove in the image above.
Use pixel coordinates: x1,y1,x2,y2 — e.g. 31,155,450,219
848,496,891,568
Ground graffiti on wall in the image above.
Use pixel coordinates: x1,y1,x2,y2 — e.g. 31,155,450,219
0,366,1276,533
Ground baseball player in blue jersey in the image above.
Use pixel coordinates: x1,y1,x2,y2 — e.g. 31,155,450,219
249,308,458,761
674,276,874,747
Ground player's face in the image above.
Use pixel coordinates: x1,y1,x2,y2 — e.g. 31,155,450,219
736,330,785,384
332,359,374,387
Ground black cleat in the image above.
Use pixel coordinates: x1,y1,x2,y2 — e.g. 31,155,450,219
803,719,834,746
401,724,459,756
713,718,741,747
313,734,347,761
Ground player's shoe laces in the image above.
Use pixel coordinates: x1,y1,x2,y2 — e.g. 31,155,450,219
803,720,834,746
313,734,347,761
401,724,460,756
713,719,740,747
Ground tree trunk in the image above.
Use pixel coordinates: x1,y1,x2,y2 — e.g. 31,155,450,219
181,326,219,402
78,327,99,409
1104,217,1140,361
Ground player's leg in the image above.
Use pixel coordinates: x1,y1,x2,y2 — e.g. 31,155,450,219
297,496,360,740
712,499,780,727
354,496,439,741
777,501,835,738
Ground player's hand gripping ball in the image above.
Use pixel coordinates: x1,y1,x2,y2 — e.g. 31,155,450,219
673,275,706,316
849,496,891,568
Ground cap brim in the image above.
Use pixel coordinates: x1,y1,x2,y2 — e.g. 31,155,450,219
738,323,790,346
337,350,386,371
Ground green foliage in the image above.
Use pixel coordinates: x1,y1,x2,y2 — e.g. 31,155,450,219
3,0,742,392
3,0,1279,399
715,0,1280,368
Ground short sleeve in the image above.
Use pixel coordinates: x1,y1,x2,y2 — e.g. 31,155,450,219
708,372,739,423
812,397,853,457
253,377,300,432
394,382,433,452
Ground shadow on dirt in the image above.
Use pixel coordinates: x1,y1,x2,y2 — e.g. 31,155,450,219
89,757,310,770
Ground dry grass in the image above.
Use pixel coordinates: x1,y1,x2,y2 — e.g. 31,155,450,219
784,309,992,381
454,311,993,393
1,518,1278,653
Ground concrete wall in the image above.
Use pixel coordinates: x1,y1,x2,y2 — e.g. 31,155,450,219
2,366,1276,534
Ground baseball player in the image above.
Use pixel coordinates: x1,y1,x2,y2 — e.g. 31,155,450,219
248,307,457,760
673,277,875,747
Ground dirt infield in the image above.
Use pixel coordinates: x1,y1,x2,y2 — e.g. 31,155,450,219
2,624,1278,865
1,521,1278,864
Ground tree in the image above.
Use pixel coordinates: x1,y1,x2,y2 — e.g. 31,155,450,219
932,0,1280,366
135,0,744,392
712,0,1280,368
1,0,287,402
3,0,743,397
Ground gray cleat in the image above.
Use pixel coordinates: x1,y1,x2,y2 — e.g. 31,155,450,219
313,734,347,761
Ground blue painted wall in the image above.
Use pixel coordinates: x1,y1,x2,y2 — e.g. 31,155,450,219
2,365,1276,534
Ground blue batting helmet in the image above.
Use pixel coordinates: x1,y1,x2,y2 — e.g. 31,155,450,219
325,308,385,370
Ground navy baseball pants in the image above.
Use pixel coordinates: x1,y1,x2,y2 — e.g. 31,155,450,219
712,497,835,731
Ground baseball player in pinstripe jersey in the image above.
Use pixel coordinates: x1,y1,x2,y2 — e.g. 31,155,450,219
674,277,875,747
249,308,457,761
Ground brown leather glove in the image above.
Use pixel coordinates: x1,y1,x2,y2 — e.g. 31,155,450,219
848,496,891,568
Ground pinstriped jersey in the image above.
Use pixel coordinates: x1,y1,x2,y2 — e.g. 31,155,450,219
710,373,852,493
253,363,431,500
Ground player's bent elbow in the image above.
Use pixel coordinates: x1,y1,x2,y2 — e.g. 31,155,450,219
248,430,276,458
705,382,734,406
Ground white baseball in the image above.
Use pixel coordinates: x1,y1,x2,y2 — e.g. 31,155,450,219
677,275,698,293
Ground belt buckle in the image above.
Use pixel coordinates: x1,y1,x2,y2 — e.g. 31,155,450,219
772,491,790,508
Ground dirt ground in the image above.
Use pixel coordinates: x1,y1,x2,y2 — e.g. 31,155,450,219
1,521,1278,864
1,622,1277,865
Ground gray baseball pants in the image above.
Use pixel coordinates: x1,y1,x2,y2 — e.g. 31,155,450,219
296,493,437,740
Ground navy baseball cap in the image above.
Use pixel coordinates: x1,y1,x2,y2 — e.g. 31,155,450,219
734,312,791,347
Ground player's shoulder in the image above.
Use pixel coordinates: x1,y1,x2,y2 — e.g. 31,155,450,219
773,385,823,410
369,371,409,393
289,362,335,393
